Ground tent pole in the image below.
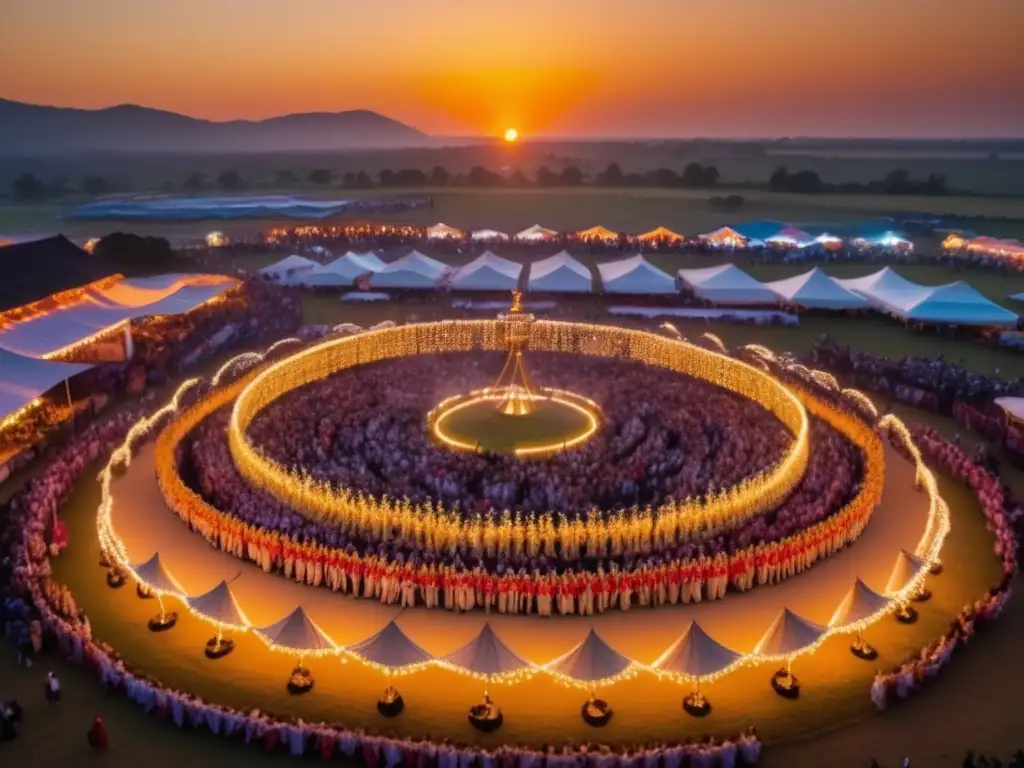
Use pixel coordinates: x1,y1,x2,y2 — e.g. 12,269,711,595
157,594,165,622
65,378,75,437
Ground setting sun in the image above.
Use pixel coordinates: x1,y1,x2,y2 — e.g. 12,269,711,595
504,128,519,143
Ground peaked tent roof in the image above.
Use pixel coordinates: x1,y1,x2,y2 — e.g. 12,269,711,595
545,628,633,683
885,549,929,596
440,623,532,679
899,282,1018,327
0,348,92,420
835,267,924,310
450,252,523,291
259,254,318,279
0,235,112,311
597,255,676,295
256,606,337,652
470,229,509,241
753,608,826,659
678,264,777,305
637,226,685,243
651,621,742,680
994,396,1024,422
426,223,464,239
699,226,747,245
577,225,619,242
515,224,558,241
302,252,384,286
765,268,870,310
131,552,185,595
527,251,593,293
186,580,252,628
829,578,891,627
371,250,449,289
347,620,433,669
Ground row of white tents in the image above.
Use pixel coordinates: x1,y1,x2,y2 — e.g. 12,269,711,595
261,253,1018,327
132,549,927,686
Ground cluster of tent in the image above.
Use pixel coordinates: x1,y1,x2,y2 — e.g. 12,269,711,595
419,220,915,251
129,548,929,696
943,233,1024,265
260,252,1017,327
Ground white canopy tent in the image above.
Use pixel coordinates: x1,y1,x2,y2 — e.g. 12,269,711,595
597,255,676,295
896,282,1018,327
678,264,777,306
0,274,238,358
515,224,558,242
187,580,252,628
425,223,464,240
0,349,92,420
450,252,523,292
651,621,742,680
545,628,633,684
753,608,826,660
302,252,384,287
835,267,922,309
830,578,891,627
440,623,532,680
885,549,928,596
256,606,337,652
259,254,318,283
994,397,1024,423
347,620,433,670
765,268,870,310
131,552,185,595
371,251,449,289
527,251,593,293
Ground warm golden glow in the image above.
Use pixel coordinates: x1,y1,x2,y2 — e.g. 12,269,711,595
504,127,519,142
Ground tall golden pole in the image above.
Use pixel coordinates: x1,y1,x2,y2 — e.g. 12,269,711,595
493,291,537,416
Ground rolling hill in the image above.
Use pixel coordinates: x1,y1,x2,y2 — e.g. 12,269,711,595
0,99,432,153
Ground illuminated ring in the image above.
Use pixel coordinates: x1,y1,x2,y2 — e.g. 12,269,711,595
226,320,811,555
427,386,603,457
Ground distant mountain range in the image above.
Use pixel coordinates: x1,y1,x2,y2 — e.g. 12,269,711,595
0,99,433,154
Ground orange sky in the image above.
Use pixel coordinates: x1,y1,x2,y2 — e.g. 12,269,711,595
2,0,1023,138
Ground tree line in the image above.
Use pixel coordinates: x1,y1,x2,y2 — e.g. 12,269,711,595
8,163,953,200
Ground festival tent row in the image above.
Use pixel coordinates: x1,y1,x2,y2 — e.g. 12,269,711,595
259,254,318,285
450,252,524,292
597,255,677,295
526,251,593,293
0,348,93,421
765,268,869,310
0,273,240,359
838,268,1018,327
301,253,387,287
372,251,451,290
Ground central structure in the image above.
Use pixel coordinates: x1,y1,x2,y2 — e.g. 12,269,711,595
493,291,537,416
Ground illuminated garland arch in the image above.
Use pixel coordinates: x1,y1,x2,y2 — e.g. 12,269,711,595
226,320,811,556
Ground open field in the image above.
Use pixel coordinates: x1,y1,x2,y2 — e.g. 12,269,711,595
5,187,1024,244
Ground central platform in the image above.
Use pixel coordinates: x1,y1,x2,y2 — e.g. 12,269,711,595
428,387,603,456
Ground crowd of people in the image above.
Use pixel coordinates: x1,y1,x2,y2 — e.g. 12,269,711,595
0,406,763,761
870,424,1019,711
163,356,877,614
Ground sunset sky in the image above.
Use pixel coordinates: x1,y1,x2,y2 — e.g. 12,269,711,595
3,0,1023,138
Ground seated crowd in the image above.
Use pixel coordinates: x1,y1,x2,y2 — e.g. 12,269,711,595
176,353,867,613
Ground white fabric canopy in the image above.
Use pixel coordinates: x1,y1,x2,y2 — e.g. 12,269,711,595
836,267,921,307
754,608,826,658
470,229,508,242
256,606,336,652
885,549,928,596
450,252,523,292
426,223,463,240
651,621,742,679
765,268,869,310
0,349,92,420
441,623,532,678
829,578,891,627
527,251,593,293
545,628,632,683
994,397,1024,422
302,252,384,287
678,264,777,306
898,282,1018,327
515,224,558,242
597,255,676,295
347,620,433,669
259,254,318,282
371,251,449,289
0,274,238,358
186,580,252,627
131,552,184,595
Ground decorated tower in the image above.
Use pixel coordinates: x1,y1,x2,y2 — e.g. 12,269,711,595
492,290,537,416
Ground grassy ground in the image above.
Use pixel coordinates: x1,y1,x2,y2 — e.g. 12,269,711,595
5,187,1024,244
435,396,595,454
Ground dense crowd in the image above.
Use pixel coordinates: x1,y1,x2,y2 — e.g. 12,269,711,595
0,409,763,760
170,355,873,613
248,353,790,517
870,425,1018,711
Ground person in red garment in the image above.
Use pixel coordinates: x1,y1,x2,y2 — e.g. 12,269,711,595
87,715,108,750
